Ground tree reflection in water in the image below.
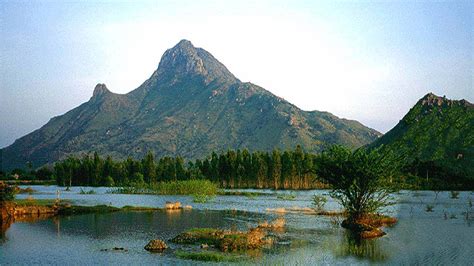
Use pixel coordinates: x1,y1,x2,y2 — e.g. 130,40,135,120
332,231,389,262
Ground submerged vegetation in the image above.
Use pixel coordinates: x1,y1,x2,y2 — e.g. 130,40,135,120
175,250,242,262
171,226,273,252
277,193,296,201
192,194,215,203
312,195,328,211
79,188,96,195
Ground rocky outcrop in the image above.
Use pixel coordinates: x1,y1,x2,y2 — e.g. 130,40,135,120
144,239,168,252
165,201,182,210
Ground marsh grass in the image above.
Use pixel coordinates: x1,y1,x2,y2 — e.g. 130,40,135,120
108,180,218,196
277,193,296,201
79,188,96,194
450,191,460,199
193,194,215,203
425,204,434,212
14,198,61,206
218,191,265,197
312,195,327,211
175,251,242,262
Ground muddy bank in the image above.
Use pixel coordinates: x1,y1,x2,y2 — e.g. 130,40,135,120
0,201,57,221
341,214,397,239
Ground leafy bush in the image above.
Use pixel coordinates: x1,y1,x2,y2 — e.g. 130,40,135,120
0,182,16,201
312,195,327,211
315,145,399,220
103,176,115,187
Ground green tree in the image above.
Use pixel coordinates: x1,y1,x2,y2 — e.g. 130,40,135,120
142,151,157,183
271,149,282,189
103,176,115,187
315,145,399,220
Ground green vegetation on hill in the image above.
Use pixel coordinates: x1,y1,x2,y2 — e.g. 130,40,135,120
371,93,474,189
1,40,379,171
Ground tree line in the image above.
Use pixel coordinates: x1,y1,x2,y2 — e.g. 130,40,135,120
49,145,324,189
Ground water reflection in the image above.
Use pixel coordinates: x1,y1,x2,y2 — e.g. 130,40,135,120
329,231,389,262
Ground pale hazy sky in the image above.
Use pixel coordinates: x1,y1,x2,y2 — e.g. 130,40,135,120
1,0,473,148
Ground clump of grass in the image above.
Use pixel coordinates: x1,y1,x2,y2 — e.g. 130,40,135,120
121,205,160,211
175,251,241,262
153,180,217,195
79,188,96,194
108,180,218,196
219,191,265,197
312,195,327,211
277,193,296,201
330,215,343,227
450,191,460,199
425,204,434,212
193,194,214,203
172,227,271,251
245,192,258,200
58,204,120,215
14,199,60,206
17,187,36,194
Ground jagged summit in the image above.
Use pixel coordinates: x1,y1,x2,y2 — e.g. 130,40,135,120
175,39,194,48
419,92,473,109
92,83,110,98
156,39,204,77
153,39,236,85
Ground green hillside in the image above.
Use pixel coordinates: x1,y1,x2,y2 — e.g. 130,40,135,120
372,93,474,188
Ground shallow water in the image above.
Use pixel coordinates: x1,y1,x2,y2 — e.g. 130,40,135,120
1,186,473,265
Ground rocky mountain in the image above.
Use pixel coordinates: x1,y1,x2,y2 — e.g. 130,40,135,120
1,40,380,170
372,93,474,184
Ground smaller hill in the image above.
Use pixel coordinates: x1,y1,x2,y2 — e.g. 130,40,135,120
372,93,474,189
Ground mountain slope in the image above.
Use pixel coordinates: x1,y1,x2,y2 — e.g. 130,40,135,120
1,40,380,170
372,93,474,185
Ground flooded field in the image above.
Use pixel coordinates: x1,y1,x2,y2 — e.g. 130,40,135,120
1,186,473,264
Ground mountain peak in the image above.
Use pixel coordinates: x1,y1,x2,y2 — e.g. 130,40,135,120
155,39,206,77
175,39,194,49
92,83,110,98
150,40,237,86
418,92,473,109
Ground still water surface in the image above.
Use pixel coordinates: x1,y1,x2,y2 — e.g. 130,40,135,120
1,186,473,265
